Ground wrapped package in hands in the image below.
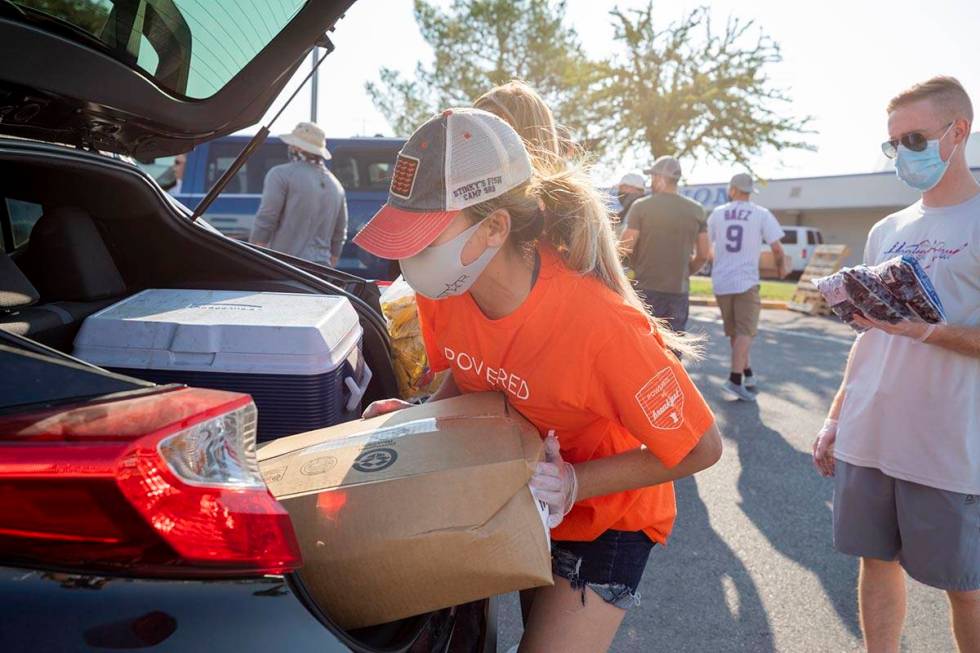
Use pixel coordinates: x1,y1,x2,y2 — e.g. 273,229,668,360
813,256,946,333
380,277,446,399
871,256,946,323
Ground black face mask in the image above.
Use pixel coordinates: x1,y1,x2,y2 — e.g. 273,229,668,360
618,191,641,207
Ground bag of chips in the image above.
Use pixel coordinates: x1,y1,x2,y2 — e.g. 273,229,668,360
813,256,946,333
841,267,913,323
870,256,946,323
379,277,446,399
812,273,869,333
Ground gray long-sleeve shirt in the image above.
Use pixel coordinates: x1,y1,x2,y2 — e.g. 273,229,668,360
250,161,348,265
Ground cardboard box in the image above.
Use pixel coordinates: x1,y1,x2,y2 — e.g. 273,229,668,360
759,250,792,279
257,392,552,629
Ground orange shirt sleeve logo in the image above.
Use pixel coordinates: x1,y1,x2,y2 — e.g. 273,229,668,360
634,367,685,430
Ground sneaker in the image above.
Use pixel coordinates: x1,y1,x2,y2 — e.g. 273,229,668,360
744,375,758,392
723,379,757,402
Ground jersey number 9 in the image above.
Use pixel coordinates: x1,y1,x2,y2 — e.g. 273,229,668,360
725,225,744,253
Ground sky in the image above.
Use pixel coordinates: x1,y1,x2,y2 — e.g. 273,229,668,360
256,0,980,185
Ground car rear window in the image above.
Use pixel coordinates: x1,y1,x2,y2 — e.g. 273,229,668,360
333,151,399,191
365,160,395,190
13,0,306,99
205,141,288,194
807,231,818,245
204,141,401,194
781,230,798,245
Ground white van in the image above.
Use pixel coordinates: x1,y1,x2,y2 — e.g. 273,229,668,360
697,225,826,278
778,226,824,273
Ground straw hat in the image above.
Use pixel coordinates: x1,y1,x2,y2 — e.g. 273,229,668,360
280,121,331,159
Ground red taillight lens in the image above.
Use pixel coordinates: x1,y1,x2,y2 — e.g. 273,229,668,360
0,389,301,577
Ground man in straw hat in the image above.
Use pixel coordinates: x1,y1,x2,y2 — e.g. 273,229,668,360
249,121,348,266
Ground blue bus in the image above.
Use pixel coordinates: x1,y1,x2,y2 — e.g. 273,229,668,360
152,135,405,280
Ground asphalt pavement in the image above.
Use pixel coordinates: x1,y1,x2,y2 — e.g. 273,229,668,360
497,306,955,653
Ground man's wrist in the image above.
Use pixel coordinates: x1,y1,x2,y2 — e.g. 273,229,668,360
918,323,940,343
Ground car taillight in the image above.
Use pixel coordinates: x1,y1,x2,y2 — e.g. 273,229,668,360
0,388,301,577
802,248,808,259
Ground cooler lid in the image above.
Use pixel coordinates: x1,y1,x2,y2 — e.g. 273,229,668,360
73,289,362,376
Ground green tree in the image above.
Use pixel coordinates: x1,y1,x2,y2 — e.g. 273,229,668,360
366,0,595,139
588,3,813,170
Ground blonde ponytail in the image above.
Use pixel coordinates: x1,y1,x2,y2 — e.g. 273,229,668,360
474,81,566,172
472,81,702,358
531,164,703,359
466,161,702,359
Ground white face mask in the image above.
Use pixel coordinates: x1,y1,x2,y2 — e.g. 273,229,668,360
399,219,501,299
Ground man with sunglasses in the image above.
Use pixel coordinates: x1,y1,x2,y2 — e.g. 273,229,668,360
813,76,980,652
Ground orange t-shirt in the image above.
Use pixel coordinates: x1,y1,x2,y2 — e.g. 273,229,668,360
415,246,715,544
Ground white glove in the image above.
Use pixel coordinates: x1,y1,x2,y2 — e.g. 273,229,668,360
362,398,413,419
529,431,578,528
812,418,838,478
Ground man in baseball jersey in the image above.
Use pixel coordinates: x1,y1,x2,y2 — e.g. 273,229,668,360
706,173,786,401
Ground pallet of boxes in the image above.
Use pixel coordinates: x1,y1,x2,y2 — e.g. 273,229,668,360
788,245,851,316
257,278,552,629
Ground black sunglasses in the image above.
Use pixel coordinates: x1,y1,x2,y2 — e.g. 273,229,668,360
881,122,952,159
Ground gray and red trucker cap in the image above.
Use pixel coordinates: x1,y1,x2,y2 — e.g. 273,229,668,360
353,107,533,260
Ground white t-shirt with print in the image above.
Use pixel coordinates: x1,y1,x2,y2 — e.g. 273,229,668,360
707,200,785,295
836,193,980,495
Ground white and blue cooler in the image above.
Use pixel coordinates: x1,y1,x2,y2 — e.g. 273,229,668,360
73,289,371,442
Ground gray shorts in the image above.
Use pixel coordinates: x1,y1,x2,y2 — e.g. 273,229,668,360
833,460,980,591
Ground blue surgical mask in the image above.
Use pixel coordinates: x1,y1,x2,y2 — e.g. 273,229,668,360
894,123,957,192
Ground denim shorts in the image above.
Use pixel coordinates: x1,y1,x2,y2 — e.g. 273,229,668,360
551,530,655,609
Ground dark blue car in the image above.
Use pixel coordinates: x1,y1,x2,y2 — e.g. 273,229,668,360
164,135,404,281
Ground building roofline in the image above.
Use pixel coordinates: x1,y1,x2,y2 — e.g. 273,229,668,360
684,166,980,187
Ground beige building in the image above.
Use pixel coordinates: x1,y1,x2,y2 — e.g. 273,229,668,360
680,141,980,266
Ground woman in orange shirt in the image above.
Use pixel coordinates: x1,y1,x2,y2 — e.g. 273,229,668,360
355,107,722,653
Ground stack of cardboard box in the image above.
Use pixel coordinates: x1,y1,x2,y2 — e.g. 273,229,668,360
258,393,553,629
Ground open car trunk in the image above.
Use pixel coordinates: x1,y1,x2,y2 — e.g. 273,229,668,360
0,0,356,158
0,139,484,652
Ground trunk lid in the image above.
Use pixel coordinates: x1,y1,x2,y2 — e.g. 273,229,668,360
0,0,354,158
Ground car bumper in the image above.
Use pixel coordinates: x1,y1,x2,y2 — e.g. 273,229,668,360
0,566,353,652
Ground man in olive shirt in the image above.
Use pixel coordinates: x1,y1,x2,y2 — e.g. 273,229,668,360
620,156,709,333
